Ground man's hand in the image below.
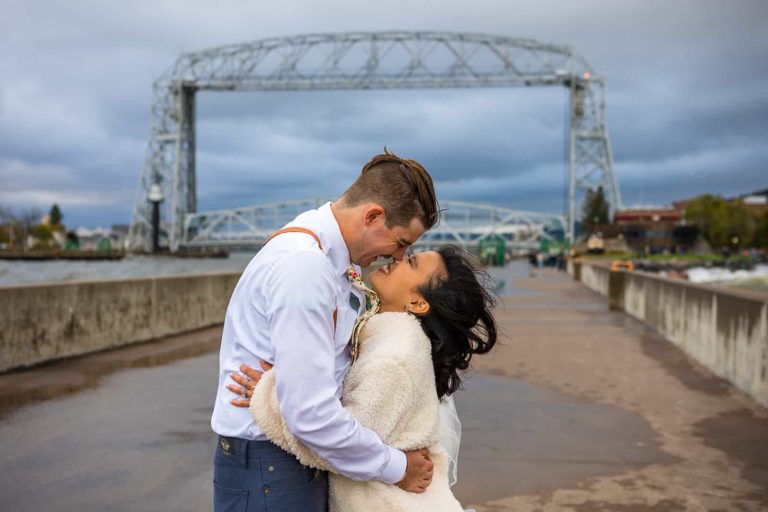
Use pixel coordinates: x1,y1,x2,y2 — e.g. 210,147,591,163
396,448,434,493
228,361,273,407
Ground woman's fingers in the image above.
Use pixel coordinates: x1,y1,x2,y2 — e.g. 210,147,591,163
227,382,253,408
240,363,265,380
227,361,272,408
226,383,249,396
230,397,250,408
230,372,254,389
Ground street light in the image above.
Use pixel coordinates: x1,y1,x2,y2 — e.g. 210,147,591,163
148,183,163,253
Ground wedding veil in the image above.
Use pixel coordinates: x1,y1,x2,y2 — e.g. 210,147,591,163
437,394,462,487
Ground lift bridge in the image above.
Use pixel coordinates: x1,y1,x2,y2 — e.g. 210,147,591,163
128,31,621,253
182,199,565,252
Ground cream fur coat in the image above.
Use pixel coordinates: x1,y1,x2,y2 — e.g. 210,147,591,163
250,311,464,512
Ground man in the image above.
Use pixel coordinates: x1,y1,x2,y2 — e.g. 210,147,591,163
211,150,439,511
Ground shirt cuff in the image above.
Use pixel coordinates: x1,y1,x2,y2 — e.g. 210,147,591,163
378,447,408,485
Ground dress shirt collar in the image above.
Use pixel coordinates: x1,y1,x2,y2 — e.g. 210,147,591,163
317,202,353,277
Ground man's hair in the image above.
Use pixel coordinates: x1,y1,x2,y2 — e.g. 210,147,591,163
341,149,439,229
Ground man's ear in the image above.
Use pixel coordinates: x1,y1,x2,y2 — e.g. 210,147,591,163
363,204,386,227
407,297,431,316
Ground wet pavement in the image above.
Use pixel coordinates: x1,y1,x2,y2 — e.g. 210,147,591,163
452,375,676,505
0,349,219,511
464,262,768,511
0,260,767,511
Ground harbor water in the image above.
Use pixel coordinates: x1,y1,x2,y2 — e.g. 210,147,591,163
0,252,256,287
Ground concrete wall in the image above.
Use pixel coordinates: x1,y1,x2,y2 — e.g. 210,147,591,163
571,261,768,407
0,272,241,372
578,262,611,297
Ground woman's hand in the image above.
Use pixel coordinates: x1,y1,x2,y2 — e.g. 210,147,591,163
228,360,273,407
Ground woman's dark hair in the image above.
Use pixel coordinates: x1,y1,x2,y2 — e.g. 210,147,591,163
416,245,498,399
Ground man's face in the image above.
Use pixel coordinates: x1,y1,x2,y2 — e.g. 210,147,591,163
353,214,426,268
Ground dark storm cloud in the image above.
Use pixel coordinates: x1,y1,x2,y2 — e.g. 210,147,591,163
1,0,767,227
194,88,568,184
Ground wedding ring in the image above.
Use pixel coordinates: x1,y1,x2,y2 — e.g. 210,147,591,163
241,386,249,398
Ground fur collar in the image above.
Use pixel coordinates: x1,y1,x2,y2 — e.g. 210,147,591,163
361,311,423,342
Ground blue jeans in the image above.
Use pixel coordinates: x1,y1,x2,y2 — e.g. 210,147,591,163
213,436,328,512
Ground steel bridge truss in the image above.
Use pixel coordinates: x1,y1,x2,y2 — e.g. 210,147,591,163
128,31,621,251
182,199,565,252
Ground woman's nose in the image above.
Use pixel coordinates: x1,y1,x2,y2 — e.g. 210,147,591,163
391,247,407,261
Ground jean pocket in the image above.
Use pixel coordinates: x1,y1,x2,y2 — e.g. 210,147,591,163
262,457,322,490
213,481,249,512
265,468,327,512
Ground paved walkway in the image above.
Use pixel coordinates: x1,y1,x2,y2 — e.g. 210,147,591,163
459,264,768,511
0,262,766,511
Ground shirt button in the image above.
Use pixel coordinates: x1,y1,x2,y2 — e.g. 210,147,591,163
268,466,274,472
264,487,270,495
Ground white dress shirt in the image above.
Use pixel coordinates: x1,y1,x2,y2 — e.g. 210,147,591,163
211,202,407,484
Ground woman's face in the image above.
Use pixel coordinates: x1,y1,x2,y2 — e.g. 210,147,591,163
369,250,445,314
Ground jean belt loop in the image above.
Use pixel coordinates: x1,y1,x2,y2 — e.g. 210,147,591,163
239,438,248,468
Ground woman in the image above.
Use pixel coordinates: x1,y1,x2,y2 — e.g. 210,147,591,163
228,245,497,512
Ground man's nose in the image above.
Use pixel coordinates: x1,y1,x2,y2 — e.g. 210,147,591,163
391,247,407,261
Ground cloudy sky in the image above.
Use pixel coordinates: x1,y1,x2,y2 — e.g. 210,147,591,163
1,0,766,228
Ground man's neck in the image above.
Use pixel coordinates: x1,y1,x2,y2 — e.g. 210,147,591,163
330,201,357,262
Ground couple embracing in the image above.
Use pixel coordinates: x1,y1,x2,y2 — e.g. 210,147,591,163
211,150,498,511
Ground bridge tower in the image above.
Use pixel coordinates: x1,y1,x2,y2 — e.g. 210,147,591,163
128,32,621,251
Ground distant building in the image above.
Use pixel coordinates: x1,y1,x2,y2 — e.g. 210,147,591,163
614,207,682,225
74,226,126,251
613,205,696,255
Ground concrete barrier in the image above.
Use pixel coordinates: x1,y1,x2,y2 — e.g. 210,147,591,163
0,272,241,373
579,261,611,296
571,261,768,407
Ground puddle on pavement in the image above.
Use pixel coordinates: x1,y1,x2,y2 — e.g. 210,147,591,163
692,408,768,493
637,333,732,397
452,374,678,506
570,499,688,511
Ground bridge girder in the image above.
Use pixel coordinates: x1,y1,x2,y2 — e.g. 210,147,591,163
128,31,621,252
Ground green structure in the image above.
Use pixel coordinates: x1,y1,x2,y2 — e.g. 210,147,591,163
96,238,112,252
479,236,506,266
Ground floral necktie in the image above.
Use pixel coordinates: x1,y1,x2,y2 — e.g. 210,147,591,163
346,265,380,363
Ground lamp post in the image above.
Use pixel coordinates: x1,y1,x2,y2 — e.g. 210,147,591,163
148,183,163,253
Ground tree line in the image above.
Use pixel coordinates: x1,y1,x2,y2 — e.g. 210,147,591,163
684,194,768,250
0,204,64,250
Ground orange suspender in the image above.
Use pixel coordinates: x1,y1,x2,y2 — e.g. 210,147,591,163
268,227,324,250
267,227,338,332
